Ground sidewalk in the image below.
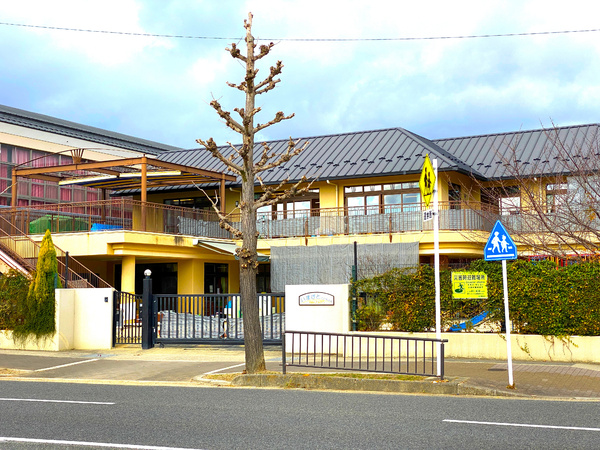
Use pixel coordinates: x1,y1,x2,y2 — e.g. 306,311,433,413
1,346,599,399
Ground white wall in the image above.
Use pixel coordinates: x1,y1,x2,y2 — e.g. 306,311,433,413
285,284,350,352
0,288,114,351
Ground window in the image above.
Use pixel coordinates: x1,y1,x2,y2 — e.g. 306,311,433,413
345,182,420,214
257,190,319,220
448,183,461,209
164,196,216,211
482,186,520,215
546,183,567,213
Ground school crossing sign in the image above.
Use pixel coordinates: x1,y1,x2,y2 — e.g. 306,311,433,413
484,220,517,261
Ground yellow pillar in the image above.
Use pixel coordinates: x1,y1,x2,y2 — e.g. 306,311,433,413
229,261,240,293
178,260,205,294
121,255,136,294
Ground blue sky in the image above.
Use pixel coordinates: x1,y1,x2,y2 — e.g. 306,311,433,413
1,0,599,149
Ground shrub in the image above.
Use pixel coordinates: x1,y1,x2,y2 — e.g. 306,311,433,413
13,230,61,342
0,270,29,330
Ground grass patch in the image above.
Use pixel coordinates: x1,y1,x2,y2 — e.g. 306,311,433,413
203,371,425,382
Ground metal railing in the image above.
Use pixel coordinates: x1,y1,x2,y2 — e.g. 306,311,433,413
0,199,506,240
113,291,142,344
0,213,111,288
155,293,285,344
283,331,447,379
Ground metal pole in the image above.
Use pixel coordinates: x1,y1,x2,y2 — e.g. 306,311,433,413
282,331,286,375
433,159,442,377
502,259,515,387
141,270,154,350
351,241,358,331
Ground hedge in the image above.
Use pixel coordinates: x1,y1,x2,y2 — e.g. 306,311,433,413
353,259,600,336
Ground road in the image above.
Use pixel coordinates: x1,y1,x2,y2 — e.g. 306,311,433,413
0,380,598,449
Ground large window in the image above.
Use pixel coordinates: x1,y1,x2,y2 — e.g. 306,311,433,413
345,182,420,214
257,190,319,219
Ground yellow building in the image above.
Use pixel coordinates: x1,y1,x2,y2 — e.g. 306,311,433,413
2,104,598,295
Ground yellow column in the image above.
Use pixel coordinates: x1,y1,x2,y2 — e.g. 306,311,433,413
229,261,240,293
121,255,136,294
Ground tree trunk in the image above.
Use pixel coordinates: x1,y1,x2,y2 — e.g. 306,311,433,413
240,176,266,373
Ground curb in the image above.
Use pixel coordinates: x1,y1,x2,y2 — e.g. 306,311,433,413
231,374,529,397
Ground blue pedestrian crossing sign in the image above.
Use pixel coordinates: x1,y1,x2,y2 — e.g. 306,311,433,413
484,220,517,261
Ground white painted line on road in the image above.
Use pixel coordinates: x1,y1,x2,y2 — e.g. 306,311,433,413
444,419,600,432
203,362,245,375
0,437,204,449
0,398,114,405
34,358,99,372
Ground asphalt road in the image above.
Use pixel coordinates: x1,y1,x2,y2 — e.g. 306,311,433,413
0,380,599,449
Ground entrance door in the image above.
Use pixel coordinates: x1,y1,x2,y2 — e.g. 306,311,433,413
204,263,229,294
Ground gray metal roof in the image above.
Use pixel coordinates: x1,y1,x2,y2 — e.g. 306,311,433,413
0,104,182,155
158,127,480,187
433,124,600,180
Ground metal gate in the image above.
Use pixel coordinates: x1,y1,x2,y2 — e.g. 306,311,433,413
154,293,285,345
113,291,142,345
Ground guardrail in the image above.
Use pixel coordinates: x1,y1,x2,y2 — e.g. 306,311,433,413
283,331,447,379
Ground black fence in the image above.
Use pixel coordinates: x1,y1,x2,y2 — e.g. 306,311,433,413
283,331,447,379
155,293,285,345
113,291,142,345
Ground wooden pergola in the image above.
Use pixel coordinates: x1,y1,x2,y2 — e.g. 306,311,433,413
12,154,237,230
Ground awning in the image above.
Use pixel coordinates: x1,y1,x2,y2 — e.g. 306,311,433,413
194,240,270,262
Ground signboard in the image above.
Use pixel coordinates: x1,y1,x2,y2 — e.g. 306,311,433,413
299,292,335,306
419,154,436,209
452,272,488,299
423,209,434,221
484,220,517,261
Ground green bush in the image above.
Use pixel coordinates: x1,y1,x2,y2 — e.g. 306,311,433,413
355,304,385,331
13,230,61,342
0,270,30,330
353,259,600,336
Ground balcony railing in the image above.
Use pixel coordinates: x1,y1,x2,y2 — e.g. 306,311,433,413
0,199,505,240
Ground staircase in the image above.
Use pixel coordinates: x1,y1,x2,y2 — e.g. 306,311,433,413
0,214,112,289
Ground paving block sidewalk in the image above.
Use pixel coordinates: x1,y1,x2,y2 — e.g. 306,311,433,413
0,346,599,399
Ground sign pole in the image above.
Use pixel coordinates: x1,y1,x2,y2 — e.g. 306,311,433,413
502,259,515,388
433,158,441,377
484,220,517,388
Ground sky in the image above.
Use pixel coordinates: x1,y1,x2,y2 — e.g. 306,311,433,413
0,0,599,150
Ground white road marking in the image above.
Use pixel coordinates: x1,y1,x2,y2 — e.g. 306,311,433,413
202,362,245,375
0,437,204,449
0,398,114,405
444,419,600,432
34,358,99,372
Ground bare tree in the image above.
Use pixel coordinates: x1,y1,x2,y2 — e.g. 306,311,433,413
197,13,309,373
472,124,600,259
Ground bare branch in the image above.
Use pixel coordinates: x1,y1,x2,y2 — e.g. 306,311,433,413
209,99,244,134
256,138,309,173
254,175,314,209
226,81,248,93
255,111,295,134
226,43,247,63
193,186,243,239
196,137,243,175
255,60,283,95
254,42,276,61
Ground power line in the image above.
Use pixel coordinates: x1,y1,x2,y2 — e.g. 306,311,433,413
0,21,599,42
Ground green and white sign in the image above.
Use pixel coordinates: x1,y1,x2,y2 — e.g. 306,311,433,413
452,272,488,299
